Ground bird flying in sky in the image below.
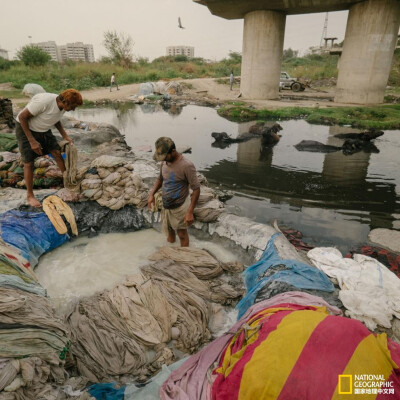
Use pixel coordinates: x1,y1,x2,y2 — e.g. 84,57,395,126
178,17,185,29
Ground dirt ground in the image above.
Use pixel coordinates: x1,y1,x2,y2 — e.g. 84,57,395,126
8,77,373,109
79,77,341,109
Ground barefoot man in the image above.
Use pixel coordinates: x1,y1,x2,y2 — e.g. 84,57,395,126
15,89,83,207
148,137,200,247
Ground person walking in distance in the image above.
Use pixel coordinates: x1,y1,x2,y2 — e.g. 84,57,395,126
15,89,83,207
110,73,119,92
229,70,234,90
148,137,200,247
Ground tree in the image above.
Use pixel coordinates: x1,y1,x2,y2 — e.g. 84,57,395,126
228,51,242,63
103,31,134,67
17,45,51,66
283,48,299,60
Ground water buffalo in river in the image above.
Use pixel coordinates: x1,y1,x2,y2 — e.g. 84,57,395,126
295,129,382,155
212,123,282,149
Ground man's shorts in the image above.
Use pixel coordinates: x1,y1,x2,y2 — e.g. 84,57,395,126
15,122,61,163
161,196,190,235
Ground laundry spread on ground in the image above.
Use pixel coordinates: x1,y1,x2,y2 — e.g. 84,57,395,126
66,247,244,383
236,233,335,318
308,247,400,330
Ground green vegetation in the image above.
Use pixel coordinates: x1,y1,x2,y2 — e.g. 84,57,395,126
0,51,242,93
218,105,400,129
16,45,51,66
0,48,398,99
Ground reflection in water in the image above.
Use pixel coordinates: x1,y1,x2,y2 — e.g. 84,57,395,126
70,106,400,253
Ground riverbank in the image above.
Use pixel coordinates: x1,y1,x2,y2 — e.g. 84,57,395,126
5,77,400,130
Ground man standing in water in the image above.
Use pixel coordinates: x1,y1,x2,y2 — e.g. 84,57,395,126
148,137,200,247
16,89,83,207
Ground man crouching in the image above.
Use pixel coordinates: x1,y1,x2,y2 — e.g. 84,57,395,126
16,89,83,207
148,137,200,247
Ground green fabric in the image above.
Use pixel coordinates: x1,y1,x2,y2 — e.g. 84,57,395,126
0,133,18,152
0,260,34,284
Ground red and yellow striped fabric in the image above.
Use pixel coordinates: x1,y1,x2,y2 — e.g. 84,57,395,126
212,304,400,400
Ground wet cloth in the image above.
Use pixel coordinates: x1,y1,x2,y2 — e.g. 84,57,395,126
0,240,37,282
15,122,61,163
308,247,400,330
0,210,69,267
0,275,46,296
42,195,78,236
236,233,334,318
148,247,223,279
160,156,200,209
159,292,342,400
161,196,190,235
211,304,400,400
66,256,242,382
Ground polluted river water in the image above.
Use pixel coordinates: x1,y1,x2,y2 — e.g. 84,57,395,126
70,104,400,254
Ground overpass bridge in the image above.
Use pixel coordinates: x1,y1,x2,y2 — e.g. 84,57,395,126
194,0,400,104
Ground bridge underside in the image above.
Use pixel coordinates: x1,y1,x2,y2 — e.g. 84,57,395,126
195,0,400,104
194,0,364,19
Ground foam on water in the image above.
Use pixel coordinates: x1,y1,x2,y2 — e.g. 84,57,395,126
36,228,237,312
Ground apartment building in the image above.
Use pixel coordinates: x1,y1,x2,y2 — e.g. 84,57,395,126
32,41,58,61
166,46,194,58
0,48,9,60
31,41,95,62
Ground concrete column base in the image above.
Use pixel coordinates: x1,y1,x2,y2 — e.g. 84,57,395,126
335,0,400,104
240,10,286,100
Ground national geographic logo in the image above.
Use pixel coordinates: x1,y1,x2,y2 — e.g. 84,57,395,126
338,375,395,395
338,375,352,394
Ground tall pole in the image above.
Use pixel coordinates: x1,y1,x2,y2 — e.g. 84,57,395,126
320,12,329,48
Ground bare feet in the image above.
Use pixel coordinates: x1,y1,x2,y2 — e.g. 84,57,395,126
27,195,42,208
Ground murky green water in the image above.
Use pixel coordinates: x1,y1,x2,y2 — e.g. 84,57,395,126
71,104,400,253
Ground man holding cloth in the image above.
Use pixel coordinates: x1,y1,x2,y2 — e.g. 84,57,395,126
148,137,200,247
16,89,83,207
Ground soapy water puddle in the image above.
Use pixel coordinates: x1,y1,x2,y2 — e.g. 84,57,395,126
36,229,238,317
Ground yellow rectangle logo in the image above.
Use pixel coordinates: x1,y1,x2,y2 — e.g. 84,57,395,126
338,375,353,394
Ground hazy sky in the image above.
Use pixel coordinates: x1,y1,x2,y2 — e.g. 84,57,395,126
1,0,349,61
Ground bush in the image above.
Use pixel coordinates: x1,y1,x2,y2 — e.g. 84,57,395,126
0,58,12,71
17,45,51,66
174,55,188,62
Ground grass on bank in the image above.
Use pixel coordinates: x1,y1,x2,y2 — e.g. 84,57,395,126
218,105,400,130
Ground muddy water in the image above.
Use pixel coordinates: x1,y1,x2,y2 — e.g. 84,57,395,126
70,105,400,253
36,228,237,314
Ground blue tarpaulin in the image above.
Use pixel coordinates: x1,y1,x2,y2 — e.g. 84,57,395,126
0,210,69,267
236,233,334,318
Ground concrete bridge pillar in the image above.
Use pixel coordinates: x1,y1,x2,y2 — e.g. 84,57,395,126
335,0,400,104
241,10,286,99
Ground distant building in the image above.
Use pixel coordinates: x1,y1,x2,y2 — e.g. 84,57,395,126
32,41,58,62
84,44,95,63
30,41,95,63
59,42,86,62
0,48,9,60
166,46,194,58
